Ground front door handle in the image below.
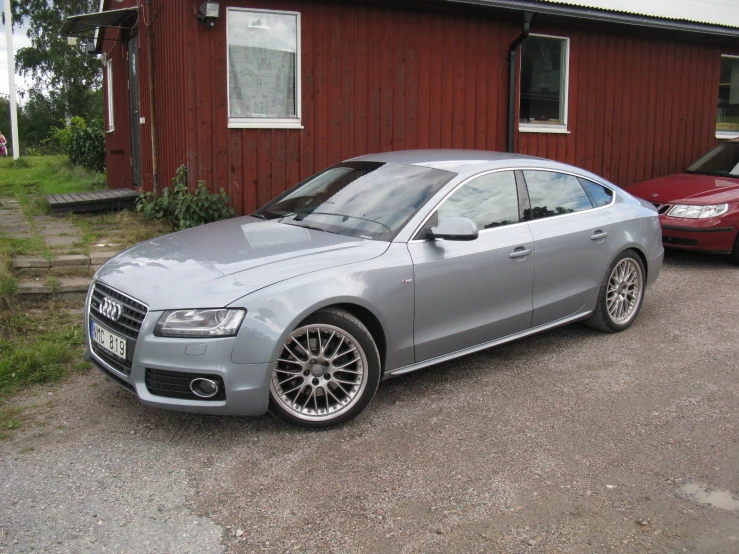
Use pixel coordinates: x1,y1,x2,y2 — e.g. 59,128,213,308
509,247,532,259
590,230,609,241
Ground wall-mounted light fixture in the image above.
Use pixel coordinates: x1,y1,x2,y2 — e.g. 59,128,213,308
197,2,220,28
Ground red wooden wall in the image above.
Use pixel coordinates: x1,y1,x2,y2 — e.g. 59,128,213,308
102,0,739,217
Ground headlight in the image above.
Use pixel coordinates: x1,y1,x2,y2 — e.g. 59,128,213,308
155,309,246,338
667,204,728,219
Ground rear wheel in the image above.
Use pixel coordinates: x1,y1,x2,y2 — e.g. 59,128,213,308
585,250,645,333
268,308,381,429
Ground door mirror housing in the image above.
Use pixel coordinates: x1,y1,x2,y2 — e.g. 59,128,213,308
428,217,479,241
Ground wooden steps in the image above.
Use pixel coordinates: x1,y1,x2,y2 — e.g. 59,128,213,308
46,189,139,215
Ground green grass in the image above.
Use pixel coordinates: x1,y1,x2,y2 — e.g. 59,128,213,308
0,308,88,396
0,155,106,199
0,306,90,437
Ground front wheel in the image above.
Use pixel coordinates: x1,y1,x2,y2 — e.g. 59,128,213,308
268,308,381,429
585,250,646,333
728,233,739,266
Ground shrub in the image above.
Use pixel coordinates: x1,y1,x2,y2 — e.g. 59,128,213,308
9,158,30,169
46,116,86,154
136,165,235,230
68,119,105,172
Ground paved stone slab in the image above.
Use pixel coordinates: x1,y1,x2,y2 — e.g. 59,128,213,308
39,226,78,235
51,254,90,267
89,251,119,265
17,277,91,295
4,232,33,239
12,257,51,269
45,235,81,247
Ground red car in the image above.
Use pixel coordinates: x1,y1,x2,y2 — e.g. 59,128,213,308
628,140,739,264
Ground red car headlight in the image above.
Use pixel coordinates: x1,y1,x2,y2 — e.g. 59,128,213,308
666,204,728,219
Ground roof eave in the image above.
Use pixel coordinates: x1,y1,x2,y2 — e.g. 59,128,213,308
442,0,739,38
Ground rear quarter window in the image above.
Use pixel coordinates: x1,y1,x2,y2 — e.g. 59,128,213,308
523,170,594,220
579,178,614,207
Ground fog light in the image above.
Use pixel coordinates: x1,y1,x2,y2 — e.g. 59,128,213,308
190,378,219,398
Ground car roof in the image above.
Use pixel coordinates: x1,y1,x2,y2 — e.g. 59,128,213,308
348,149,589,180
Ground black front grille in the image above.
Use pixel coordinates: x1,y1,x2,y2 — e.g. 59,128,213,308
91,342,132,376
145,368,226,401
90,282,147,340
89,282,148,377
663,235,698,246
653,203,672,215
92,359,137,394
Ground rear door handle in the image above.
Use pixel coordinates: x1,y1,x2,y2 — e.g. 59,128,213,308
590,231,608,240
509,247,532,259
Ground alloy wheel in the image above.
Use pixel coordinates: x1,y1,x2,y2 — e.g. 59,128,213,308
270,324,368,422
606,258,643,325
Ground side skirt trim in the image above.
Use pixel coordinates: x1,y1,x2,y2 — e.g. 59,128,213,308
384,310,592,379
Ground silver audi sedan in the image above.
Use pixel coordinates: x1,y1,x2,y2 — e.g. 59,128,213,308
84,150,663,428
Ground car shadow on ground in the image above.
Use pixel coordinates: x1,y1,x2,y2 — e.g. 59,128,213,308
92,320,604,445
662,248,735,270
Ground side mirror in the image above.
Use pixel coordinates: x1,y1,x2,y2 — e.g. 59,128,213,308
428,217,479,241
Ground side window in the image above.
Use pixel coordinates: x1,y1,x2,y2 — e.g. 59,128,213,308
523,170,593,220
438,171,520,230
579,178,614,207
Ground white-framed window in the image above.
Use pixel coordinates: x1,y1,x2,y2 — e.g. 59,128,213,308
227,8,302,129
519,34,570,134
717,54,739,139
106,58,114,132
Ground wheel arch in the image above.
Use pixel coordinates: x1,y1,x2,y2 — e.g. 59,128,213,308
299,302,388,371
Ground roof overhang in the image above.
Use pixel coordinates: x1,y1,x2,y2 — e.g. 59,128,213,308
60,7,138,37
441,0,739,38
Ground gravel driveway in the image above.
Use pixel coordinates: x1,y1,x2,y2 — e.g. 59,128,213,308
1,250,738,553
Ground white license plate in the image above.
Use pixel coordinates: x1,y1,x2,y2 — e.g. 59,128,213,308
91,321,127,360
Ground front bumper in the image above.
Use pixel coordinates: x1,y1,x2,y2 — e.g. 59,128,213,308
85,289,273,416
660,217,736,254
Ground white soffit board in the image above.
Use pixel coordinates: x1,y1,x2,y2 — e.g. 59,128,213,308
538,0,739,28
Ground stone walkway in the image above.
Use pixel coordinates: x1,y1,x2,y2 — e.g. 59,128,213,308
33,214,83,249
0,199,119,301
0,201,33,240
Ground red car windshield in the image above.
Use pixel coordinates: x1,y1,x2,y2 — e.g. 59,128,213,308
685,142,739,177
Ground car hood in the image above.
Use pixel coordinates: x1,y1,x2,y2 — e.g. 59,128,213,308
627,173,739,204
95,217,389,310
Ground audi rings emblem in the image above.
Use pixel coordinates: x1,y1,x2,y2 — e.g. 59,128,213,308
98,297,122,321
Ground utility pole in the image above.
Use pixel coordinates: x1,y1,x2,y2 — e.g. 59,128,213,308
3,0,19,159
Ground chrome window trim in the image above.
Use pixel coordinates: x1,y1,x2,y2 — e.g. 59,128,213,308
407,167,616,243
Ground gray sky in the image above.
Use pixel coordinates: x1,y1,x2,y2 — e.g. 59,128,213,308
0,19,32,97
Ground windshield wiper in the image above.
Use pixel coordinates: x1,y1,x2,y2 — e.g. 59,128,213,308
282,221,341,235
250,213,266,219
296,212,391,232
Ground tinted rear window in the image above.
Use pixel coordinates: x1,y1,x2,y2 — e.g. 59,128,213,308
523,171,593,220
579,178,614,207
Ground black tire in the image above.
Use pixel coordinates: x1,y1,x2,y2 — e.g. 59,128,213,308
729,233,739,266
268,308,381,429
585,249,646,333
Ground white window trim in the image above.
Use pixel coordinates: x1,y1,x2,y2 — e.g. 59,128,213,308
226,7,302,129
106,58,114,133
717,54,739,139
518,33,570,134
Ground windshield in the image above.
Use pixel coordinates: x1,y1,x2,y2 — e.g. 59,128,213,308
254,162,456,241
686,142,739,176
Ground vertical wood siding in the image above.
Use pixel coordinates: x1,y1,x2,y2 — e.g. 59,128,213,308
518,22,737,187
104,0,739,217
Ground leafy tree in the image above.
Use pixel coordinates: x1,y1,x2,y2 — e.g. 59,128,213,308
0,95,9,140
5,0,103,119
